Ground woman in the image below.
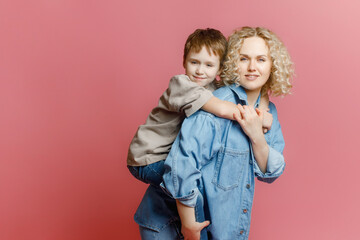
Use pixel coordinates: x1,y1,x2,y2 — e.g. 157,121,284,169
138,26,294,240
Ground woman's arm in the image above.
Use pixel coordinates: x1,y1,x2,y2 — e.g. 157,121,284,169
161,113,219,239
234,105,269,173
176,200,210,240
233,103,285,177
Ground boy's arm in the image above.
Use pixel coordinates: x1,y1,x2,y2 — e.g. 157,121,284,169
201,96,238,120
176,200,210,240
202,96,273,133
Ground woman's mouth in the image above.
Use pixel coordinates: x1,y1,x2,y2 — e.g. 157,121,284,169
245,74,259,80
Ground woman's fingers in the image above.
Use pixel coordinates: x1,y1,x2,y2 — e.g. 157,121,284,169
255,108,263,117
199,220,210,229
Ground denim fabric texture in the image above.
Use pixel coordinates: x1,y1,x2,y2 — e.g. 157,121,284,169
139,221,183,240
160,84,286,240
128,160,165,185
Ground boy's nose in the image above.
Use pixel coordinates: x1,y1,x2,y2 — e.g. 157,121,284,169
196,65,204,74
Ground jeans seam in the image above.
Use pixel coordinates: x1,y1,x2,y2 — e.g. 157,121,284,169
147,164,162,177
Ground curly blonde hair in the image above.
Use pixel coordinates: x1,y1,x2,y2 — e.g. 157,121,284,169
221,27,294,96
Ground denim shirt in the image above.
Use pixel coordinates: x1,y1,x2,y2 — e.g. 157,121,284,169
161,84,285,239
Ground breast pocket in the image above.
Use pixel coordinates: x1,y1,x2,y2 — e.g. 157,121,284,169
212,147,248,191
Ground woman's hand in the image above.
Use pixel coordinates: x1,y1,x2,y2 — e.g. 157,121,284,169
234,104,269,173
234,104,264,140
181,220,210,240
262,109,273,133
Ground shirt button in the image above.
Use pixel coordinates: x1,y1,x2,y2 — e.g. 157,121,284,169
243,209,247,213
246,184,250,189
240,230,244,235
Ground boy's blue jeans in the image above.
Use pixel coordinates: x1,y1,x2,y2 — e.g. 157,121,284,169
128,160,208,240
139,219,183,240
127,160,165,186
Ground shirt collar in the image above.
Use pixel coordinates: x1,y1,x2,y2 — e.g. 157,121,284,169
229,83,261,107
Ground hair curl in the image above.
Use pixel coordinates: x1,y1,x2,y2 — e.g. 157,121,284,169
221,27,294,97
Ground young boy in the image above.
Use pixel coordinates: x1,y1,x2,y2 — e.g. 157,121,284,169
127,28,272,187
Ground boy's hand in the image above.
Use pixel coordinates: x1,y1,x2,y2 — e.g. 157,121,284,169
262,109,273,133
181,220,210,240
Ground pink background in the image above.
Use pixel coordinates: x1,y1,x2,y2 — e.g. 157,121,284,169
1,0,359,239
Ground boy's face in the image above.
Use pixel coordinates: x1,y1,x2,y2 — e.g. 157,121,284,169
184,46,221,87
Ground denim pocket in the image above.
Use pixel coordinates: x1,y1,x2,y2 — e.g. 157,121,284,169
212,147,248,191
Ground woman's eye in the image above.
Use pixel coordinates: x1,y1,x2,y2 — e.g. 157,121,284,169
258,58,265,62
191,61,197,64
207,64,213,67
240,58,247,61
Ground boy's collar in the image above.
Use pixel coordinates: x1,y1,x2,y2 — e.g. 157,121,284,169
229,84,261,107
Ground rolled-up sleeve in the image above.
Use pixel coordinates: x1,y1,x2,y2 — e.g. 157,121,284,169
254,102,286,183
166,75,214,117
161,113,220,207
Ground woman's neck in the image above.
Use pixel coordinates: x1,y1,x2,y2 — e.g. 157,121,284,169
245,89,261,107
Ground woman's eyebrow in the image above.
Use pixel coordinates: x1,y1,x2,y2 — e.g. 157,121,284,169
240,53,268,58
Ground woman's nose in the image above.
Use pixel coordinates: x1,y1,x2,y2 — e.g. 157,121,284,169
248,60,256,71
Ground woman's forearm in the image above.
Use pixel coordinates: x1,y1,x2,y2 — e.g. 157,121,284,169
250,134,269,173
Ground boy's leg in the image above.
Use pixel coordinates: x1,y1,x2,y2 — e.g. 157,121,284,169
127,160,165,186
139,221,183,240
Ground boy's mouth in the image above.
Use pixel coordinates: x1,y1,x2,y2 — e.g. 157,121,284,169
193,76,206,80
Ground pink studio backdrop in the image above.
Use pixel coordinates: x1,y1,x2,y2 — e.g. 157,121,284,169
1,0,359,239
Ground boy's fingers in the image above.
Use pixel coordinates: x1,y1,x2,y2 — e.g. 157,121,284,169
237,104,244,112
233,112,240,120
233,113,242,122
233,113,245,126
236,104,246,119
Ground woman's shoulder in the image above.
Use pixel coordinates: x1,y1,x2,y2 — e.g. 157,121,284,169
212,85,236,101
268,101,279,118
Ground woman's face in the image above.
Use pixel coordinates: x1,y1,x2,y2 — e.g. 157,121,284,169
237,37,272,95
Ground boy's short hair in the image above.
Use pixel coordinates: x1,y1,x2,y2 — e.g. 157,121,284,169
183,28,227,68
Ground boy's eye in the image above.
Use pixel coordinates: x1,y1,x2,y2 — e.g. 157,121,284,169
207,64,214,67
258,58,265,62
191,61,198,64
